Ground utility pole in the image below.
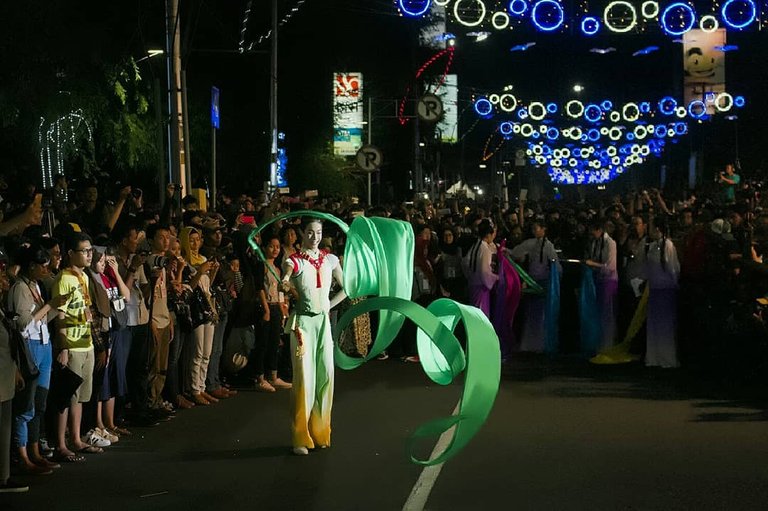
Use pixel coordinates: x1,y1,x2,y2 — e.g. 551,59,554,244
167,0,188,193
269,0,279,187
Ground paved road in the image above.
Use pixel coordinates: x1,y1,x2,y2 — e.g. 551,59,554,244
3,357,768,510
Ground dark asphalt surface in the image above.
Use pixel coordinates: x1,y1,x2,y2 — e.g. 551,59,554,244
2,357,768,511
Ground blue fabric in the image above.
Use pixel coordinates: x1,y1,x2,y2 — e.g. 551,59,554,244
579,266,602,355
544,263,561,355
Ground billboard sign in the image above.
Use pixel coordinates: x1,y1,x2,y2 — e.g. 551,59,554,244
211,86,220,129
333,72,364,156
437,74,458,143
683,29,726,114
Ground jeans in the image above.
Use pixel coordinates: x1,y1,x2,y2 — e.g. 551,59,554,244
206,313,228,391
1,400,11,484
12,340,52,447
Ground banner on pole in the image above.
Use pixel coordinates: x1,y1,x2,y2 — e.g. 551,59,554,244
333,73,364,156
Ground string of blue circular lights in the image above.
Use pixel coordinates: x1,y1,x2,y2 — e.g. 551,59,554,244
396,0,765,35
472,90,749,185
473,92,747,121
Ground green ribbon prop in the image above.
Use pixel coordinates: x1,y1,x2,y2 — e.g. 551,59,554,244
503,253,545,295
248,213,501,466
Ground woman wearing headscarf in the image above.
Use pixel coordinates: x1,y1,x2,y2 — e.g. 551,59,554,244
179,226,220,406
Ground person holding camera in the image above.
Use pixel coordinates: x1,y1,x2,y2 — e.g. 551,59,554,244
719,163,741,205
179,226,220,406
143,224,174,413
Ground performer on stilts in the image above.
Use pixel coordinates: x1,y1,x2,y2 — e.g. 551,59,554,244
281,219,346,455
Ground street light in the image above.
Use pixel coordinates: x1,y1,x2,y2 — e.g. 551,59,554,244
135,49,165,63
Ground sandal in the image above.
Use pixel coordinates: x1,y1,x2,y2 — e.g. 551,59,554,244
78,445,104,454
53,451,86,463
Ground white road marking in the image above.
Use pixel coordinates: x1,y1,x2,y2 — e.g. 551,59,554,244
402,403,460,511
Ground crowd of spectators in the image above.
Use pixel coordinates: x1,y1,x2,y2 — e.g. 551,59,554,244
1,163,767,492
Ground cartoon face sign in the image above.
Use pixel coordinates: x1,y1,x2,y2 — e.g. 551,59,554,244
685,47,716,78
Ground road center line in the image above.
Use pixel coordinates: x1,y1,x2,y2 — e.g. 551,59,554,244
402,402,460,511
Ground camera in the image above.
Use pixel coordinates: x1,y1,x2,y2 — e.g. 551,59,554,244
132,187,143,199
146,254,170,268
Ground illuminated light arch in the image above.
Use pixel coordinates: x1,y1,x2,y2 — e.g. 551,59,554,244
634,125,647,139
688,100,707,119
655,125,668,138
609,111,621,122
454,0,488,27
528,101,547,120
641,0,659,18
434,0,451,5
587,128,600,141
601,100,613,111
566,100,584,118
609,126,623,141
626,132,635,141
517,108,529,119
721,0,757,30
512,124,521,134
659,2,696,36
546,102,558,113
675,106,687,118
499,93,518,112
674,122,688,135
570,127,583,139
699,14,719,32
539,125,548,134
491,11,511,29
531,0,565,32
508,0,528,15
398,0,432,17
715,92,734,112
399,46,455,125
604,1,638,33
546,127,560,140
581,16,600,35
734,95,746,108
584,103,603,123
639,102,651,113
489,94,501,104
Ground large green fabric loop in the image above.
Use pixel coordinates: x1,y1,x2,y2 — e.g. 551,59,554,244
247,212,501,466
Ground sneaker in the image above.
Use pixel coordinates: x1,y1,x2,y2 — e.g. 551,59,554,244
0,479,30,493
292,447,309,456
82,429,111,448
39,438,54,458
376,351,389,361
96,427,119,444
402,355,420,363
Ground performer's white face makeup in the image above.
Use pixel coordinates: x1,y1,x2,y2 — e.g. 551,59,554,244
303,221,322,251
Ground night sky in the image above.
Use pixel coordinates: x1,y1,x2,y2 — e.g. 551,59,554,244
2,0,767,197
